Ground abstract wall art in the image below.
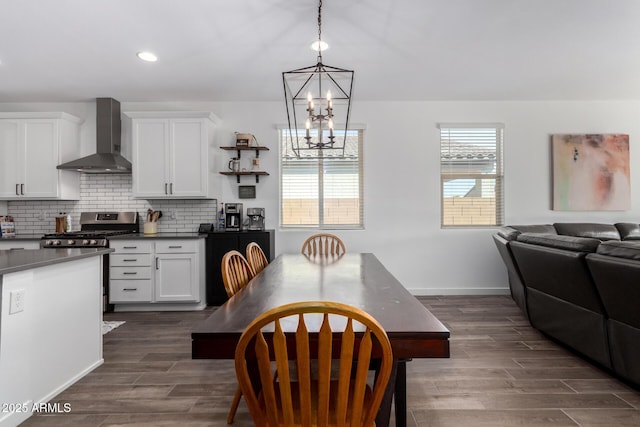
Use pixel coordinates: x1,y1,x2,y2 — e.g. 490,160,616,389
552,134,630,211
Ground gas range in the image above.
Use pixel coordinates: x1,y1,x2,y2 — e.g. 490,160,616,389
41,212,139,248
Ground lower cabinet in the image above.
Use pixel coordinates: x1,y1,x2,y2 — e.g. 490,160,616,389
155,241,199,302
109,238,205,310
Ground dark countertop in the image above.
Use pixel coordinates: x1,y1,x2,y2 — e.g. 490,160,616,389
109,232,206,240
0,248,113,276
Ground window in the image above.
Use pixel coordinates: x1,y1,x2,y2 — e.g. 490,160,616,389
280,128,363,228
439,123,504,227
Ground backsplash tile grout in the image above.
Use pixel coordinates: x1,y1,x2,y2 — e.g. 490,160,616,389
7,175,217,234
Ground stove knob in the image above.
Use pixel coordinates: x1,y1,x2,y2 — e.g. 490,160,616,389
82,240,90,245
53,240,61,246
67,240,75,245
90,240,98,245
46,240,53,246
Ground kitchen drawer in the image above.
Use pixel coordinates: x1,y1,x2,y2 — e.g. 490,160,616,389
110,280,153,303
155,240,198,253
110,253,153,267
110,266,152,280
110,240,153,254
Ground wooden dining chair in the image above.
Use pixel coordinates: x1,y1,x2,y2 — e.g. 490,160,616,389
301,233,346,257
221,250,256,424
246,242,269,275
234,300,393,427
221,250,255,299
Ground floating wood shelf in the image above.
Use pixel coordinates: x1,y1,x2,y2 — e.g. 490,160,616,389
219,171,269,183
220,146,269,158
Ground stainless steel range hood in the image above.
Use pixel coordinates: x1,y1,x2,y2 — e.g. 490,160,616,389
57,98,132,173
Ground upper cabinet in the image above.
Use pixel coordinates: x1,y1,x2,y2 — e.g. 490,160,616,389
125,112,219,199
0,113,83,200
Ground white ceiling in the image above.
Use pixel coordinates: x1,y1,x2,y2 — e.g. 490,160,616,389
3,0,640,102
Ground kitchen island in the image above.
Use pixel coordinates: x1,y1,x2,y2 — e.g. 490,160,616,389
0,248,112,427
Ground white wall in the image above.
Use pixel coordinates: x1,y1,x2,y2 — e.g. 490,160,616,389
3,100,640,294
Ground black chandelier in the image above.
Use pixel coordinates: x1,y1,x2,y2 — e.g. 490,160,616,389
282,0,354,157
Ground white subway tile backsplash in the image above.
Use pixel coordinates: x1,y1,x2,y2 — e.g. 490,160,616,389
7,174,217,234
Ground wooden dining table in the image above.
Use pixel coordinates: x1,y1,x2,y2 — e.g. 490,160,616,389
192,253,450,427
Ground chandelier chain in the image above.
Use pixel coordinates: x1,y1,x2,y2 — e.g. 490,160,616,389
317,0,323,61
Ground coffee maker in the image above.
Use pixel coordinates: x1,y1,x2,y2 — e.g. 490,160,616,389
225,203,243,231
246,208,265,231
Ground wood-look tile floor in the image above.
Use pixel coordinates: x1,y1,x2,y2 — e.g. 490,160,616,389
22,296,640,426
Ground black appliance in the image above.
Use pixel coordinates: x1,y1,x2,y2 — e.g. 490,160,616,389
41,211,139,312
225,203,243,231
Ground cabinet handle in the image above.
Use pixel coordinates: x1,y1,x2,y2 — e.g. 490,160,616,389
168,245,182,249
123,259,137,262
156,257,159,270
123,288,137,291
165,183,168,194
170,183,173,194
15,184,19,196
123,246,137,249
21,184,24,195
123,272,137,275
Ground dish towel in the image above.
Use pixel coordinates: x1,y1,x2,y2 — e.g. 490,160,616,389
102,320,125,335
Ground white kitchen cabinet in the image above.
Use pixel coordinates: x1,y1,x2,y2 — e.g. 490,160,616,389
109,240,153,303
109,238,205,310
125,112,218,199
0,113,82,200
155,240,199,302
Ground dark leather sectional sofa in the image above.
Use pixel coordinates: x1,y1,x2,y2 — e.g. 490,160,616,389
493,222,640,387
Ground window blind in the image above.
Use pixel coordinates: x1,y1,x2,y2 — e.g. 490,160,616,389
438,124,504,227
280,128,363,228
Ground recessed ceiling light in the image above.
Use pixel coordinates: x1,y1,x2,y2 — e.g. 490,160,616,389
136,51,158,62
310,40,329,52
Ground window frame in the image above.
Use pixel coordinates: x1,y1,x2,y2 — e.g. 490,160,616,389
278,125,364,230
438,123,504,228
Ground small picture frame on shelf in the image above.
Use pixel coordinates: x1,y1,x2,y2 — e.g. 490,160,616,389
239,185,256,199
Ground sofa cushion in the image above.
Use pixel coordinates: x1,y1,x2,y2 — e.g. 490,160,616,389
615,223,640,240
516,233,601,253
553,223,621,241
596,240,640,260
497,224,556,241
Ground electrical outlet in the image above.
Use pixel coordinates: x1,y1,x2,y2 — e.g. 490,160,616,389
38,211,46,221
169,211,177,220
9,289,26,314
